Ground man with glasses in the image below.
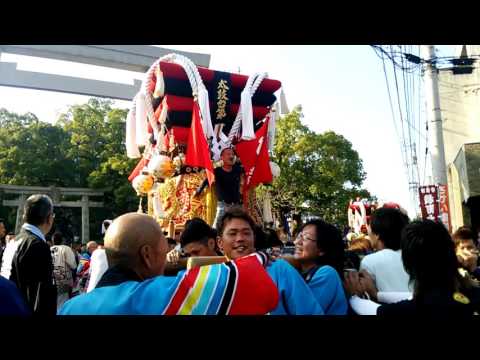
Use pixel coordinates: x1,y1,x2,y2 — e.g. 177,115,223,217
10,194,57,315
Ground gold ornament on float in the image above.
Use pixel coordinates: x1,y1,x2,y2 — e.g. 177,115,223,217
148,154,175,180
132,172,155,195
172,154,184,173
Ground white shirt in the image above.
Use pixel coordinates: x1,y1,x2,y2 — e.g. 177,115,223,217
349,293,413,315
1,223,47,279
360,249,412,292
51,245,77,271
0,238,22,279
51,245,77,289
86,249,108,293
349,295,380,315
377,291,412,303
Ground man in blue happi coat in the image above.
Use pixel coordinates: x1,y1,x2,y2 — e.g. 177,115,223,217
216,207,324,315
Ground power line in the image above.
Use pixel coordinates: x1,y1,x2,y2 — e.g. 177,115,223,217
390,45,410,176
371,47,427,140
417,45,422,182
371,45,421,72
379,50,410,186
373,45,430,215
380,51,403,154
412,45,422,187
372,45,480,71
408,45,421,186
400,45,420,213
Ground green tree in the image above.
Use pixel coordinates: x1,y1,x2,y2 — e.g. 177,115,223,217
0,101,139,240
0,108,75,187
0,109,75,230
268,106,372,226
58,99,138,220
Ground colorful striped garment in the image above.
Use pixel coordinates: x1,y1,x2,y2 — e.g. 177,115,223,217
59,253,278,315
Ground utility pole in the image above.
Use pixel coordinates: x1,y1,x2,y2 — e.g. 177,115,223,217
422,45,447,185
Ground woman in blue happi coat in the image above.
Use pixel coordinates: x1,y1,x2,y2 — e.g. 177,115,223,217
292,219,348,315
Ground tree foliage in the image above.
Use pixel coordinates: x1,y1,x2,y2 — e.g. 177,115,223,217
0,99,138,240
58,99,138,217
268,106,371,226
0,109,74,186
0,101,374,236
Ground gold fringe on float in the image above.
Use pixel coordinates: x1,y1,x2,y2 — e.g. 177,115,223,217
156,172,209,228
246,188,263,225
205,185,217,227
137,196,144,214
147,191,154,217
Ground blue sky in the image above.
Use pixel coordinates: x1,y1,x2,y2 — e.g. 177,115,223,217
0,45,457,218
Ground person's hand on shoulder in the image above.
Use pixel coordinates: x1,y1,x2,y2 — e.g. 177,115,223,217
270,247,282,260
279,254,301,270
359,270,378,301
343,270,364,298
457,248,479,273
254,250,277,268
166,249,181,265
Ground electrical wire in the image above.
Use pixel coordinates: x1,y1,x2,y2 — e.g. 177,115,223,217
373,45,431,214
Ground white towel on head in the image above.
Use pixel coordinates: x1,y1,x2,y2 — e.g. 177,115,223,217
101,220,113,235
87,249,108,293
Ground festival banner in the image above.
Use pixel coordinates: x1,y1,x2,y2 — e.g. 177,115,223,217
418,185,439,221
438,184,452,232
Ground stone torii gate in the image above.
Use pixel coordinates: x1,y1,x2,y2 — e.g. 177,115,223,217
0,184,105,244
0,46,210,241
0,45,210,100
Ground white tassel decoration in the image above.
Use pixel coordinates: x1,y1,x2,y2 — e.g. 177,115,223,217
153,68,165,98
135,92,149,146
126,106,141,158
240,88,255,140
263,192,274,224
268,108,277,152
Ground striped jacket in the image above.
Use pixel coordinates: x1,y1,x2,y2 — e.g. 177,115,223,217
59,253,278,315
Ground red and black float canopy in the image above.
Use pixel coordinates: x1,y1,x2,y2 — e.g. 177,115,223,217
127,54,281,185
152,62,281,140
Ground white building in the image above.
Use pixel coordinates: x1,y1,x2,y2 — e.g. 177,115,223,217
438,45,480,232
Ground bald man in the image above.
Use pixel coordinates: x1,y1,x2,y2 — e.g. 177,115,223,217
85,241,98,257
59,213,279,315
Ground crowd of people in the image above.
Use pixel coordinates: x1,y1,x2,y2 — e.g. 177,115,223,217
1,193,480,316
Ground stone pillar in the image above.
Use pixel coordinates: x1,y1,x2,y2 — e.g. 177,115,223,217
15,194,26,233
81,195,89,244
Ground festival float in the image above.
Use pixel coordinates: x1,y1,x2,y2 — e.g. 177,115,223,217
125,53,282,235
347,198,406,241
347,198,377,236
